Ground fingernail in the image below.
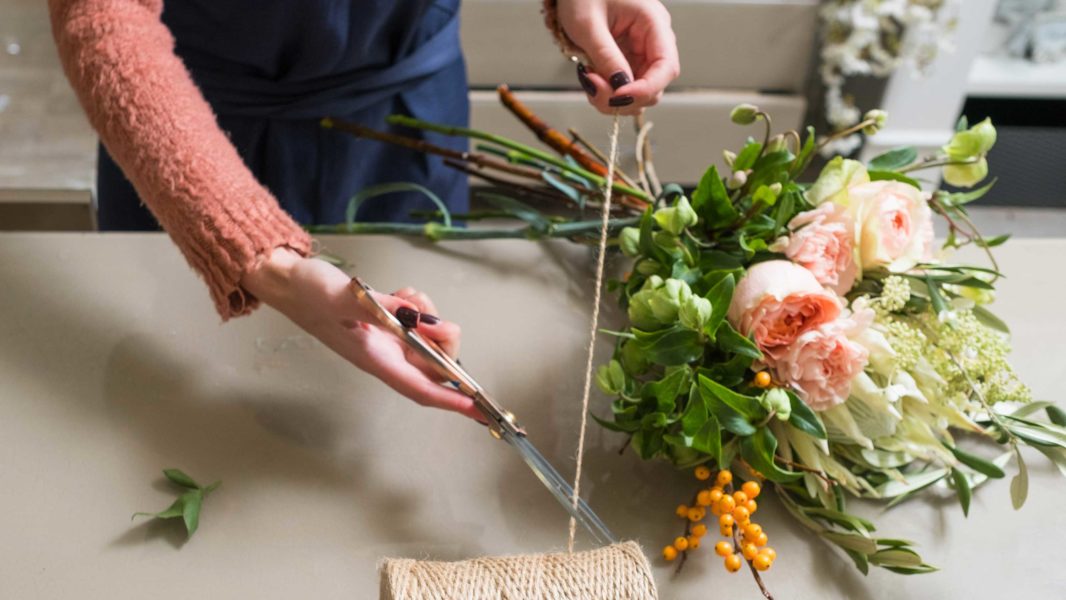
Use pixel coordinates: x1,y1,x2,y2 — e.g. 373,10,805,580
576,64,597,97
609,71,631,90
609,95,635,107
420,313,440,325
395,306,420,328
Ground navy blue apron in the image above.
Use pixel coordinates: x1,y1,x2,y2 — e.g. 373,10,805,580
97,0,470,230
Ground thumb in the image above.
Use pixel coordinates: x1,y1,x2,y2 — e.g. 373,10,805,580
567,16,632,88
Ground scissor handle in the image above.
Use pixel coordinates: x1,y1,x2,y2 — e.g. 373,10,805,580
348,277,525,438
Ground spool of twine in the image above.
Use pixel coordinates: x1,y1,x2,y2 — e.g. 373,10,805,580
381,114,657,600
381,541,657,600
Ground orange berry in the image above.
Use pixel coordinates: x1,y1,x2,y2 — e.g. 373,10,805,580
760,547,777,562
754,532,769,547
718,513,734,528
732,506,751,523
742,542,758,561
742,481,762,499
714,541,734,557
753,553,772,571
732,491,749,504
662,546,678,561
691,523,708,537
719,525,733,537
694,466,712,481
687,536,701,550
708,488,724,504
675,504,689,518
743,523,763,540
696,490,713,507
745,499,758,514
717,495,736,515
725,554,743,573
716,470,733,487
754,371,772,388
674,536,689,552
687,507,705,522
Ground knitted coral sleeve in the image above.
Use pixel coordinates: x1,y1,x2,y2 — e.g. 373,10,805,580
48,0,313,320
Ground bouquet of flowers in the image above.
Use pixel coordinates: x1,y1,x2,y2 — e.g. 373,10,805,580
319,88,1066,597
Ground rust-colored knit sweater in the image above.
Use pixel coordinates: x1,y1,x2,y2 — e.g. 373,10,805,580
48,0,313,320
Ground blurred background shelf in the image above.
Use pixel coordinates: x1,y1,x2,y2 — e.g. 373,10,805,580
968,54,1066,99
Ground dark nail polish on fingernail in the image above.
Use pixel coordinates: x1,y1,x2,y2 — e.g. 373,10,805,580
420,313,440,325
609,95,635,107
395,306,420,328
609,71,631,90
576,64,597,97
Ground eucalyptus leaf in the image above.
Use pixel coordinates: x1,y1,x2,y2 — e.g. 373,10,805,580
950,468,972,516
1011,450,1028,510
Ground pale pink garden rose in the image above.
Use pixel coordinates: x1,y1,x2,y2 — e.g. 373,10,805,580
727,260,842,361
838,181,935,273
774,308,873,411
771,202,857,295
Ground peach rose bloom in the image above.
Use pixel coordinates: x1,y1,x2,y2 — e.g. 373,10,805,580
772,202,857,295
727,260,842,361
838,181,934,273
774,310,872,411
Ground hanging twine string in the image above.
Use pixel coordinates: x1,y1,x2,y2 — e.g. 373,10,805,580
568,112,622,553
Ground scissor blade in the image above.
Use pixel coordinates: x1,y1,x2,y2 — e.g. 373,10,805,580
503,431,618,546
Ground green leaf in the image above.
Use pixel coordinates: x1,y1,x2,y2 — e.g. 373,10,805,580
703,274,735,340
973,305,1010,334
182,490,204,536
925,275,948,315
1011,450,1028,510
790,126,817,177
977,234,1010,248
1048,405,1066,427
479,193,550,232
632,326,704,366
644,367,691,413
870,548,924,569
692,416,723,459
787,391,827,439
681,384,707,436
956,115,969,132
163,468,200,489
698,376,762,420
950,468,972,516
940,178,997,207
876,468,949,501
844,548,870,575
734,140,763,171
132,497,185,521
592,412,641,433
822,531,878,554
690,165,738,228
740,427,802,482
946,444,1006,479
868,147,917,171
868,170,922,189
716,321,763,360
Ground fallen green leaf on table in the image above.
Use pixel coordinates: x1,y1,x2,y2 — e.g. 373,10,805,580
132,468,221,537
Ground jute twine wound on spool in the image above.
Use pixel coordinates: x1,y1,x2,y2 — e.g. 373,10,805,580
380,114,658,600
380,541,657,600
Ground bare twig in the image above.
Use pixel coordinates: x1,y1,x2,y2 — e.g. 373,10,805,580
568,127,641,190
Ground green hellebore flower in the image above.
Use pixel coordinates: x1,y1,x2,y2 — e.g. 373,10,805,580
863,109,888,135
723,150,737,168
807,156,870,206
627,275,665,330
730,103,761,125
765,134,788,154
943,118,996,161
653,196,698,235
727,170,748,190
619,227,641,257
943,157,988,188
760,388,792,420
595,359,627,395
679,295,713,331
628,276,695,330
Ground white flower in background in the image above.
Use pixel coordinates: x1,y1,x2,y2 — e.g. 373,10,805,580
818,0,961,155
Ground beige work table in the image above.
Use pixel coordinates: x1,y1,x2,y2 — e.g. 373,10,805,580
1,233,1064,599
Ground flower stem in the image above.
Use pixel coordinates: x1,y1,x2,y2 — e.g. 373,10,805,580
898,156,979,174
305,217,639,240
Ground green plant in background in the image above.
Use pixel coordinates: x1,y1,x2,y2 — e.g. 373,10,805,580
133,468,220,538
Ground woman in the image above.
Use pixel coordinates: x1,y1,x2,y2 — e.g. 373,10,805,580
49,0,680,422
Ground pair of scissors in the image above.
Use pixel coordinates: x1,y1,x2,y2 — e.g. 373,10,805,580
350,277,617,546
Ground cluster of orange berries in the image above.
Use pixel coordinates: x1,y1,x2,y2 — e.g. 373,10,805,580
661,467,777,574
